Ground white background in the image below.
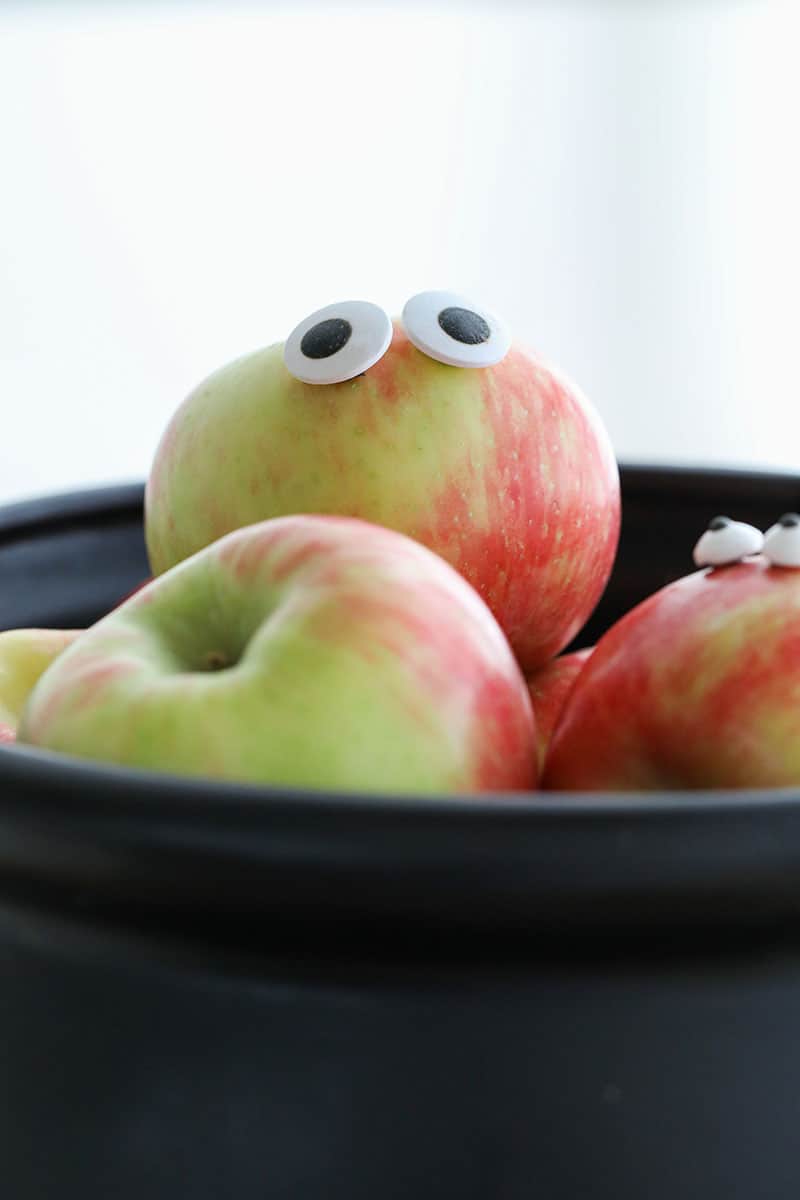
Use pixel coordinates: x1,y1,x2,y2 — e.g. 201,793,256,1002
1,0,799,506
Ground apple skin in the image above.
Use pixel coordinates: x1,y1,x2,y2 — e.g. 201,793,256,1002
526,647,593,772
144,322,620,673
116,577,152,606
0,628,81,743
542,557,800,791
18,515,538,794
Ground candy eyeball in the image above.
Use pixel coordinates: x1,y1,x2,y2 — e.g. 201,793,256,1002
763,512,800,568
284,300,393,384
401,290,511,368
692,515,764,567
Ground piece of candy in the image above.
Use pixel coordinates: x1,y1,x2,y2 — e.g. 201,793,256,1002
284,300,392,385
763,513,800,568
401,290,511,368
692,515,764,567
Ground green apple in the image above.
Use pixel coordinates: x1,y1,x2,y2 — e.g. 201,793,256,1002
18,515,538,794
145,318,620,674
0,628,81,743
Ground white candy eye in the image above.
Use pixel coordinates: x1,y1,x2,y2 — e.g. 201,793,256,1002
692,515,764,567
401,291,511,368
284,300,392,385
763,513,800,567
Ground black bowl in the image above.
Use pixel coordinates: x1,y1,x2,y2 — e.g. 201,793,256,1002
3,465,800,1200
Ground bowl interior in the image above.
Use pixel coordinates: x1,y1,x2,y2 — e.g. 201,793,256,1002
3,464,800,940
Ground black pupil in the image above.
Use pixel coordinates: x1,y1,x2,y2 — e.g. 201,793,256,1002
780,512,800,527
708,515,731,531
301,318,352,360
437,306,491,346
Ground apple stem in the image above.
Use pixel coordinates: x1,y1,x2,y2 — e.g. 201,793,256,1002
203,649,231,672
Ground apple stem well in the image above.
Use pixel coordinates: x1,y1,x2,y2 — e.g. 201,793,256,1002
202,649,232,672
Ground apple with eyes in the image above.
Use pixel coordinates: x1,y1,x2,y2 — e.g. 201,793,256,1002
18,514,538,794
542,514,800,791
145,293,620,673
0,628,81,744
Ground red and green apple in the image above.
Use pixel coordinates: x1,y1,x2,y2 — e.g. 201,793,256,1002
543,554,800,790
145,320,619,673
18,514,537,794
526,646,593,773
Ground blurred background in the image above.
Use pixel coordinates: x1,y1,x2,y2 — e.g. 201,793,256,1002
1,0,798,505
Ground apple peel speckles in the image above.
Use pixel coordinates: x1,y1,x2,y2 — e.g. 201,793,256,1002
763,513,800,568
692,515,764,568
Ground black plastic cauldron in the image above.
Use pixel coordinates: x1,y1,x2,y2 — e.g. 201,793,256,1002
3,464,800,1200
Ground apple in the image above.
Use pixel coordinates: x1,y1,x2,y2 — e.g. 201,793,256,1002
144,314,620,673
542,552,800,791
18,514,538,794
526,646,593,772
116,577,152,606
0,628,81,744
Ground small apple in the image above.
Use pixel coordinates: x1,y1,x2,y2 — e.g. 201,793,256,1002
18,514,538,794
0,628,81,743
543,519,800,790
526,647,593,772
145,295,620,673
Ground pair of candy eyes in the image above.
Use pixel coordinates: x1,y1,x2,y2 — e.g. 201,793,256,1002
693,515,800,568
283,292,511,385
